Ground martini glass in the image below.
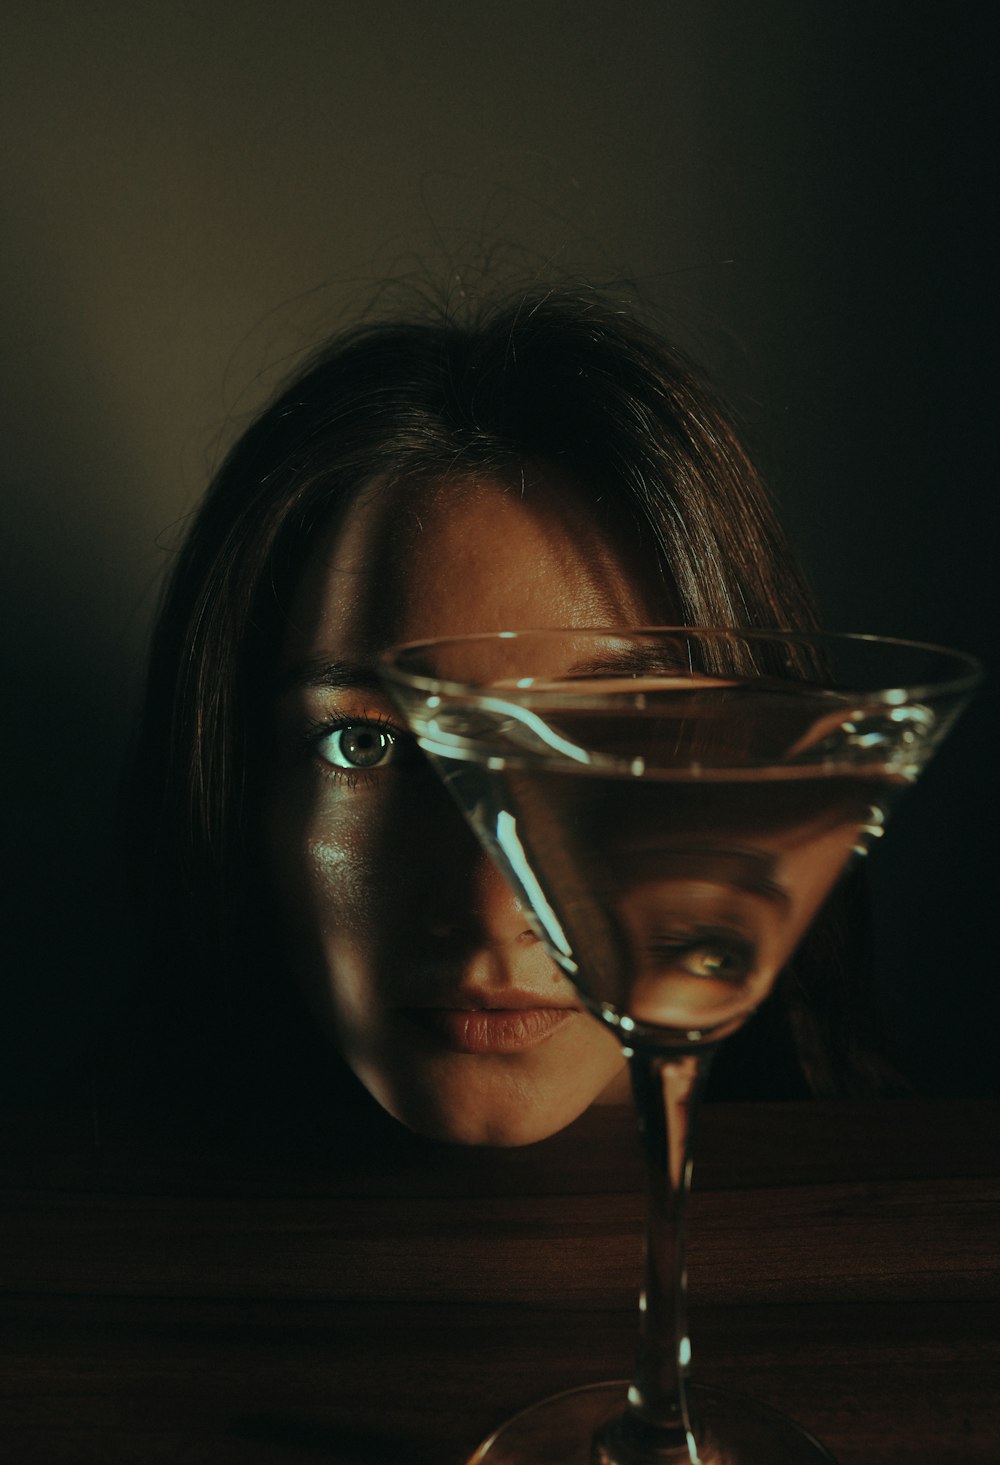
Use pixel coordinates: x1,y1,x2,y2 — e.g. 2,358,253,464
380,629,980,1465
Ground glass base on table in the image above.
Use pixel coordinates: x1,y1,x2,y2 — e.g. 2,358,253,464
466,1380,837,1465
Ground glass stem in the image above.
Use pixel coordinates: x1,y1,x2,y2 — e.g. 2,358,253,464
594,1045,714,1465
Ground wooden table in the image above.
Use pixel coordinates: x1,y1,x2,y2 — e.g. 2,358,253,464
2,1099,998,1464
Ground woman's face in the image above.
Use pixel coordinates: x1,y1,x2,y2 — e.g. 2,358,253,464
263,470,665,1145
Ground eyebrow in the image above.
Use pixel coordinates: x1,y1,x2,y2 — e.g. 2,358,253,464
567,648,693,679
278,658,383,694
279,647,714,694
622,848,790,907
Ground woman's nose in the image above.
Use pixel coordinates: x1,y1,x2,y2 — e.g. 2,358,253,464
425,836,538,949
468,847,538,945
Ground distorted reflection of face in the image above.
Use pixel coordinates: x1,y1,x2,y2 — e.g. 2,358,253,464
264,471,666,1145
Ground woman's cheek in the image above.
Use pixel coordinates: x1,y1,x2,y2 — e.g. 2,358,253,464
268,775,430,1000
306,816,379,940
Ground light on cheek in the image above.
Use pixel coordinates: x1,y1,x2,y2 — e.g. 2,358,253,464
308,838,349,871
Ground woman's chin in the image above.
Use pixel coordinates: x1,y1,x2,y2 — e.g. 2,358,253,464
386,1096,600,1148
356,1054,628,1148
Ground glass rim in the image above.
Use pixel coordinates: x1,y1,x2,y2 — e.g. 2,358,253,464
378,626,984,705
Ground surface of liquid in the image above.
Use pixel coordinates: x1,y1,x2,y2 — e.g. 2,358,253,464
419,692,907,1049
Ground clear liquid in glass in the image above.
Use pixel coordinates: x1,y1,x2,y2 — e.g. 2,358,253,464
416,684,908,1049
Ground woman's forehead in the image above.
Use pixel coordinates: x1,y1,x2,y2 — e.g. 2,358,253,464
280,471,670,665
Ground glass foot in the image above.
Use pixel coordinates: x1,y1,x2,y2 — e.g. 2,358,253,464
466,1380,837,1464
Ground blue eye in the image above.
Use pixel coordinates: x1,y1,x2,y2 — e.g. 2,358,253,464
315,722,397,771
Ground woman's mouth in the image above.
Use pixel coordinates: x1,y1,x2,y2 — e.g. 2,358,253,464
403,1004,577,1054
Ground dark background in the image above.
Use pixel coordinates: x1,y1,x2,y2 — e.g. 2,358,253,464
3,2,995,1101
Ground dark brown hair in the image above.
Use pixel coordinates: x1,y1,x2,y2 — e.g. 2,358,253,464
125,288,886,1109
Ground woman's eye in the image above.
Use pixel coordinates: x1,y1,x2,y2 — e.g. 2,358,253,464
677,940,752,982
647,934,753,984
314,723,397,771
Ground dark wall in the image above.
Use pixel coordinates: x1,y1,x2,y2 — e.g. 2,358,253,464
4,2,995,1099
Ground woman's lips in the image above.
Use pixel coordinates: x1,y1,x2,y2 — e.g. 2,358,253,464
404,1005,577,1054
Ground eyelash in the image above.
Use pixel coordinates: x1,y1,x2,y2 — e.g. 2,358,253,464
302,711,407,789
